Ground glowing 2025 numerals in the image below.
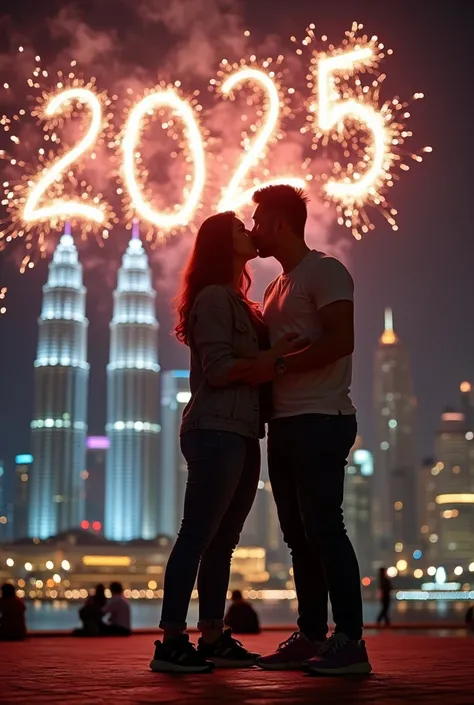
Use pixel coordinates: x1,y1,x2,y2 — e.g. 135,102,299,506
23,88,107,225
22,48,386,231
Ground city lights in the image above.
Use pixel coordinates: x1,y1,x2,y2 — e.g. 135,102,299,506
45,561,54,570
396,559,408,572
176,391,191,404
6,558,14,567
436,493,474,504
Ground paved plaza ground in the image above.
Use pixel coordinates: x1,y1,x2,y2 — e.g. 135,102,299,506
1,630,473,704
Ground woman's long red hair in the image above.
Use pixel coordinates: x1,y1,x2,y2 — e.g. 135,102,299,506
175,211,255,345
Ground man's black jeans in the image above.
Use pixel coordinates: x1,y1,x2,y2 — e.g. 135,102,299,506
160,429,260,631
268,413,363,642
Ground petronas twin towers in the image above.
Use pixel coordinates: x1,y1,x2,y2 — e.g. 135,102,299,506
28,224,160,541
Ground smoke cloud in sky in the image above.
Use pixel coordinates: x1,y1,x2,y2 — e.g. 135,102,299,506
0,0,350,303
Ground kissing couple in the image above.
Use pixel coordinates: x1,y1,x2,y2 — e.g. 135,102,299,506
150,184,371,677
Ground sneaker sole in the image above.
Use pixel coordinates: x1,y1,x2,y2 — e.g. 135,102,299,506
209,657,258,669
307,662,372,676
150,659,213,674
257,660,308,671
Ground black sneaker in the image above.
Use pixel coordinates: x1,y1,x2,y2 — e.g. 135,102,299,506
197,629,260,668
150,634,214,674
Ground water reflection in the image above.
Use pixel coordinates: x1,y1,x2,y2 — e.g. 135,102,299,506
25,599,469,632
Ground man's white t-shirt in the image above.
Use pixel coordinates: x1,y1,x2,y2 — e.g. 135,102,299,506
263,249,356,418
103,595,131,629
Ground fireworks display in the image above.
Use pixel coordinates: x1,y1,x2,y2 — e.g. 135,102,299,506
121,87,206,235
300,22,432,238
215,65,306,213
0,21,430,282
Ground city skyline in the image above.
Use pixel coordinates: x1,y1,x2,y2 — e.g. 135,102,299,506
0,230,472,563
1,0,473,488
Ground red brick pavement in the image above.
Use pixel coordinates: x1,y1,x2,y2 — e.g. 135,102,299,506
1,631,473,704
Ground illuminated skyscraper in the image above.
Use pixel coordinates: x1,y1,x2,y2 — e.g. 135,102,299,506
159,370,190,536
14,454,33,539
373,308,417,560
0,459,9,541
417,456,437,559
345,439,374,576
432,409,474,562
241,441,286,569
460,381,473,432
84,436,109,529
29,229,89,538
104,224,160,541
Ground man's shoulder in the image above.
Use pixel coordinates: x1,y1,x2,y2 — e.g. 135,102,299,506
308,250,347,269
307,251,352,281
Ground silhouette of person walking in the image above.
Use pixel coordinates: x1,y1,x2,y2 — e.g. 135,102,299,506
376,568,392,626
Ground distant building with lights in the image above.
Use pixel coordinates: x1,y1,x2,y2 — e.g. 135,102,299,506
0,459,10,541
373,308,417,560
14,454,33,539
104,224,160,541
417,456,437,558
241,440,288,579
345,439,374,576
159,370,190,536
84,436,109,529
432,407,474,563
460,381,473,433
28,229,89,539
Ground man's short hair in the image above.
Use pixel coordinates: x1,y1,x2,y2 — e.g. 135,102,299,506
253,184,309,237
110,581,123,594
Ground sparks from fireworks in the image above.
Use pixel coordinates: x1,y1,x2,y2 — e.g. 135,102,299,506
122,88,206,234
299,22,432,238
1,52,115,277
1,23,430,268
23,88,107,225
216,67,306,212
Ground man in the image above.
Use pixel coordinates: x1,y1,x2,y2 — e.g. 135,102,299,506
247,184,371,675
224,590,260,634
102,582,131,636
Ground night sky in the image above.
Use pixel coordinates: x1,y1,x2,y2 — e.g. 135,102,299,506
1,0,473,501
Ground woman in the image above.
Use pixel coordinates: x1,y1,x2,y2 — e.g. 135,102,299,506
0,583,26,641
150,212,302,674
